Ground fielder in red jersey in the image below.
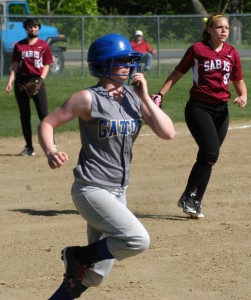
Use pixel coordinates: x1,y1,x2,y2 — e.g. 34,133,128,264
12,38,53,77
175,41,243,103
6,18,53,156
151,13,247,218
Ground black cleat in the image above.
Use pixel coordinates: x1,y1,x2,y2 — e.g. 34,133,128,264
61,247,90,298
178,191,204,218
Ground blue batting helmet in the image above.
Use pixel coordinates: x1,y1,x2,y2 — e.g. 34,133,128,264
87,33,142,84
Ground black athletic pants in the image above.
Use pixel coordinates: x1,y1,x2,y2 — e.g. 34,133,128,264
14,80,48,149
183,97,229,200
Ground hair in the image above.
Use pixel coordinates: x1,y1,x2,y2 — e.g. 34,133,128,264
23,18,41,29
202,13,228,41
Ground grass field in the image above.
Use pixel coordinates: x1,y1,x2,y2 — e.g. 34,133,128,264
0,62,250,138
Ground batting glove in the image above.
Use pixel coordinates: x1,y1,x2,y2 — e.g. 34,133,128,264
150,92,163,109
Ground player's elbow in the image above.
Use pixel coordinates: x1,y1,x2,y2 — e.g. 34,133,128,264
166,129,176,140
127,232,151,254
160,127,176,140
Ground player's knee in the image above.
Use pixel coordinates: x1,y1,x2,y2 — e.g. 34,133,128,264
140,231,151,252
108,224,150,260
127,230,151,254
203,149,220,165
20,113,31,121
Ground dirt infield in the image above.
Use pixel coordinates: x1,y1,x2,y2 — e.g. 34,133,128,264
0,120,250,300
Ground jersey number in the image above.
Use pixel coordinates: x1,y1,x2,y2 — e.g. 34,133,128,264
223,73,230,84
34,59,43,68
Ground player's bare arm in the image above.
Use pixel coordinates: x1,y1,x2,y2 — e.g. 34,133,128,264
38,89,92,169
132,73,175,140
159,69,184,96
5,62,19,93
232,79,248,107
40,64,50,80
141,99,175,140
150,70,184,108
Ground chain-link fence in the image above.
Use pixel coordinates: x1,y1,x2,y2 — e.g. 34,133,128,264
1,14,251,78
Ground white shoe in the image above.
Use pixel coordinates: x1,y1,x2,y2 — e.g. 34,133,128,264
190,200,204,218
20,146,35,156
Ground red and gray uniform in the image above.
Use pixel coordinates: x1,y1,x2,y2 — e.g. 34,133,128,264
12,38,53,79
175,41,243,103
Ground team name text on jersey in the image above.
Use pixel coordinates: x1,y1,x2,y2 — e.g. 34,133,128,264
99,119,142,139
22,50,40,59
204,59,230,72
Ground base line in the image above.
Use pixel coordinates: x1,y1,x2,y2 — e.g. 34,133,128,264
139,123,251,137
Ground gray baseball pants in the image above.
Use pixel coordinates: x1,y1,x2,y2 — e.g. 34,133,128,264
71,179,150,287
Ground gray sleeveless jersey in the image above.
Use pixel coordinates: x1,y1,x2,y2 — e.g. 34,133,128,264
73,84,143,187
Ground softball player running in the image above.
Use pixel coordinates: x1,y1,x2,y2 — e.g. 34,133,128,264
38,33,175,299
151,13,247,219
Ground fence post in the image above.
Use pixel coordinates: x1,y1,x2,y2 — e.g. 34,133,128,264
156,16,160,76
81,16,85,77
0,16,3,79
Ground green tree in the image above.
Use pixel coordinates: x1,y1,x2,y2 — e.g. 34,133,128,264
27,0,251,15
27,0,98,15
97,0,251,15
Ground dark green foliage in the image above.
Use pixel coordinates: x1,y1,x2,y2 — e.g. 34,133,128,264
97,0,251,15
27,0,251,16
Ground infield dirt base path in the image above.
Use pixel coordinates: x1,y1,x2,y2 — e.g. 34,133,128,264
0,120,250,300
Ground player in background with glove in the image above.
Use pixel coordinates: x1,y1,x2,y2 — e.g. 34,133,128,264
151,13,247,219
5,17,53,156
